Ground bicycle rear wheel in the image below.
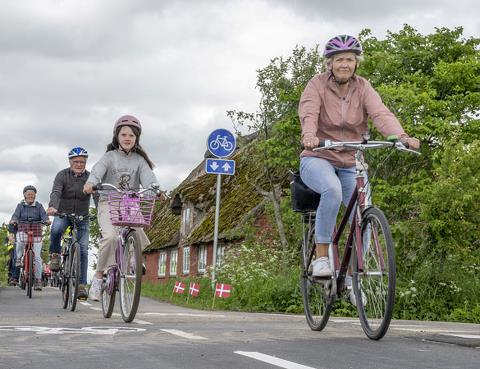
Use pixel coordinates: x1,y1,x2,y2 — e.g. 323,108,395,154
27,249,33,298
119,232,142,323
68,243,80,311
300,218,333,331
353,206,395,340
101,269,116,318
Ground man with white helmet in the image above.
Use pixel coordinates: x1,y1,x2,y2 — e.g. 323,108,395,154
47,147,93,300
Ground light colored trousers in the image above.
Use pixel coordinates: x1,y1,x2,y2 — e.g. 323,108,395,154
96,199,150,272
16,234,42,280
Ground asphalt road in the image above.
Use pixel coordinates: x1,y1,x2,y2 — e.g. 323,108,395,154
1,285,479,369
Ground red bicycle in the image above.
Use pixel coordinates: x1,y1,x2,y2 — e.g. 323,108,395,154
17,221,45,298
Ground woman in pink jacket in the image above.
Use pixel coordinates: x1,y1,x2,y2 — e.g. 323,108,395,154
298,35,420,303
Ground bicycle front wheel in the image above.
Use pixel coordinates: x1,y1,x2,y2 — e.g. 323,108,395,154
27,249,33,298
300,221,333,331
353,206,396,340
119,232,142,323
68,243,80,312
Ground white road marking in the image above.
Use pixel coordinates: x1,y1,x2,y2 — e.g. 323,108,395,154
0,326,145,335
80,301,92,306
440,334,480,339
90,306,102,311
235,351,316,369
143,312,226,318
392,327,478,333
132,319,152,325
332,321,479,337
160,329,207,340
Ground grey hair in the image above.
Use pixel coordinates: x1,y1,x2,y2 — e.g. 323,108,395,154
325,54,364,71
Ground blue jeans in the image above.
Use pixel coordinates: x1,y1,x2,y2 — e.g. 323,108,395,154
300,157,361,244
11,248,19,280
49,216,89,285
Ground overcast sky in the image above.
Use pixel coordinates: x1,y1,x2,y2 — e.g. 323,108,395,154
1,0,478,224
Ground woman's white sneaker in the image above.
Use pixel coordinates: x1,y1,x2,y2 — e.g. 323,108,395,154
88,277,102,301
311,257,332,277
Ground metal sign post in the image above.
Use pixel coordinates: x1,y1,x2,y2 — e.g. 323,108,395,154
206,128,236,290
211,174,222,288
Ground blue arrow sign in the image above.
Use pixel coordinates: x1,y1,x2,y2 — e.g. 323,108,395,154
207,128,236,158
205,158,235,176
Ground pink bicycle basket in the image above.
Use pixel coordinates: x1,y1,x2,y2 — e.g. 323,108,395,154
107,192,156,227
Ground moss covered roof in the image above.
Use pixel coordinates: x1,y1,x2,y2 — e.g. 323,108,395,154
145,138,267,250
144,198,181,252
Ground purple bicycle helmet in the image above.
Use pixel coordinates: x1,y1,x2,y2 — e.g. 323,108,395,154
323,35,363,58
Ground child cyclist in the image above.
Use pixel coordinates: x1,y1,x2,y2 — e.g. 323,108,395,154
83,115,163,301
9,185,50,291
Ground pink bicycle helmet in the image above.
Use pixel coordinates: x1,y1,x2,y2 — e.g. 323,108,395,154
114,115,142,134
323,35,363,58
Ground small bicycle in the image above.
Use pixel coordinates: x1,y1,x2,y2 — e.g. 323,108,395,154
291,138,419,340
93,183,160,323
16,221,47,299
58,213,94,311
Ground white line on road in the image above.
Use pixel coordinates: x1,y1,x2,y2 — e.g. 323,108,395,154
80,302,92,306
160,329,207,340
143,312,226,318
132,319,152,325
391,327,478,333
235,351,316,369
440,333,480,339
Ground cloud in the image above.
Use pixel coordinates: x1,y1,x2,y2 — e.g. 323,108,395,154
0,0,477,223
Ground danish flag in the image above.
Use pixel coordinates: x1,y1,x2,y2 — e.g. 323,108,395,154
173,281,186,294
215,283,232,298
189,282,200,297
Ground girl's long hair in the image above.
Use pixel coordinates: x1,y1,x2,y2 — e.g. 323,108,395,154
106,125,154,169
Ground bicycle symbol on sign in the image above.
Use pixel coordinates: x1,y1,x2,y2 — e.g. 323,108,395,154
209,135,234,152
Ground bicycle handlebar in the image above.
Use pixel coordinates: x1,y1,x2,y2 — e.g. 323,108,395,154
57,213,96,222
312,139,421,155
14,220,49,225
92,183,167,197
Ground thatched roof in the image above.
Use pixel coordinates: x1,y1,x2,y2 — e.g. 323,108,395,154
145,138,266,251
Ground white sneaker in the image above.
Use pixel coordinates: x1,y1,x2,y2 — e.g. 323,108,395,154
311,257,332,277
346,276,367,307
88,277,102,301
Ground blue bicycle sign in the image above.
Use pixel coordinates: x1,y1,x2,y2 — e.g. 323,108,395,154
207,128,236,158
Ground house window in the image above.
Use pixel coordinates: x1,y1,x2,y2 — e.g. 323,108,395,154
216,245,225,267
170,249,178,276
181,207,192,236
157,251,167,277
183,246,190,274
198,245,207,273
